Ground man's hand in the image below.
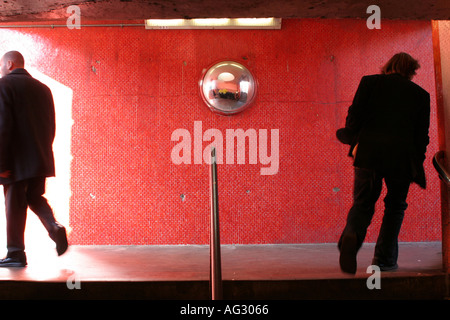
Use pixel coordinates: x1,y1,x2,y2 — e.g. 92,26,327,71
0,170,11,178
352,144,359,158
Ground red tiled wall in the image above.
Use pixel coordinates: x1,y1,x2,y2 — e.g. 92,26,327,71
0,19,441,245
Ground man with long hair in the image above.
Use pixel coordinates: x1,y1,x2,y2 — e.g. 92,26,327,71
336,52,430,274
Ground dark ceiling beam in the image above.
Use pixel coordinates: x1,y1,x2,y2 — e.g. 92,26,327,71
0,0,449,23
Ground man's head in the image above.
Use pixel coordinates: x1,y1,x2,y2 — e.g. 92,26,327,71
381,52,420,80
0,51,25,77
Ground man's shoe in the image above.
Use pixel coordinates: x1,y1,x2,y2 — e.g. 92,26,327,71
339,232,358,274
50,224,69,256
0,253,27,268
372,259,398,271
378,263,398,271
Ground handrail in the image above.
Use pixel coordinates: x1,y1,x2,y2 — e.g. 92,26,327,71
433,151,450,185
209,147,223,300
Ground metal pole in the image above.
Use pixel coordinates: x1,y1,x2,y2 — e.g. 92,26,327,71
433,151,450,185
210,147,223,300
433,151,450,274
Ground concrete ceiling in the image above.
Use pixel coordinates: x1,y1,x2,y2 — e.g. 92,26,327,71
0,0,449,23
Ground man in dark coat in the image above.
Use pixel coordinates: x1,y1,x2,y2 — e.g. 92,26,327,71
0,51,68,267
337,52,430,274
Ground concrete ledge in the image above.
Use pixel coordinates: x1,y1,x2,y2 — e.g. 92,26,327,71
0,243,447,300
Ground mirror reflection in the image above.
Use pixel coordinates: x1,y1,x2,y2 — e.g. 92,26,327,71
200,61,257,115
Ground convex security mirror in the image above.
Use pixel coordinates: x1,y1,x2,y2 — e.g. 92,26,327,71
199,61,257,115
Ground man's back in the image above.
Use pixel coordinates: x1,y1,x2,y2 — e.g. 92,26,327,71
353,73,430,185
0,68,56,182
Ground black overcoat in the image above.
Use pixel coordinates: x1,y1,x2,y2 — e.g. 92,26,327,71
0,68,55,184
337,73,430,188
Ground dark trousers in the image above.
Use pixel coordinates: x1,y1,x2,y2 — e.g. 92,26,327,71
4,177,58,255
339,167,411,266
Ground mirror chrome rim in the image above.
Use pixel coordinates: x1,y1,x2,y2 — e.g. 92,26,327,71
199,61,257,115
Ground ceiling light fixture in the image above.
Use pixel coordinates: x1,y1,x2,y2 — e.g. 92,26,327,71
145,18,281,29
